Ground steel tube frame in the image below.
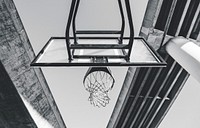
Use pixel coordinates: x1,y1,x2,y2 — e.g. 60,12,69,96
65,0,77,60
76,30,121,34
72,0,80,44
124,0,134,59
70,44,129,49
30,36,167,67
65,0,135,61
118,0,125,43
73,55,126,59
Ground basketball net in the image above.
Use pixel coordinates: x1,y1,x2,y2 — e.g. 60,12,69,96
83,67,115,107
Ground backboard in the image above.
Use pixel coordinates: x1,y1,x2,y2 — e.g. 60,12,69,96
31,37,166,67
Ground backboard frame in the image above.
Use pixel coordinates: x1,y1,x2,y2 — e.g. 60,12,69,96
30,37,167,67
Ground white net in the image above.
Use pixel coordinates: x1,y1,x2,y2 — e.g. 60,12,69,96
83,68,114,107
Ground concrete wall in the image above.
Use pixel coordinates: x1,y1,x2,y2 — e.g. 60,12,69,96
139,0,165,50
0,0,65,127
0,61,37,128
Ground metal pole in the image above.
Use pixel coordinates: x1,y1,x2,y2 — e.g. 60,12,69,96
125,0,134,60
65,0,77,60
72,0,80,44
118,0,125,44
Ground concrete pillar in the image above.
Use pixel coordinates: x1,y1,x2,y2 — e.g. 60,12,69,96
0,0,65,127
0,61,37,128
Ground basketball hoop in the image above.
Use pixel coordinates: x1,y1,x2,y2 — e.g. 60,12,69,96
30,0,167,109
83,67,115,107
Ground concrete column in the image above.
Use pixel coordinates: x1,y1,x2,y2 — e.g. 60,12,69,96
0,0,65,127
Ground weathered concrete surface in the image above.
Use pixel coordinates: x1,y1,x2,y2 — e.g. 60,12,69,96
0,61,37,128
0,0,65,127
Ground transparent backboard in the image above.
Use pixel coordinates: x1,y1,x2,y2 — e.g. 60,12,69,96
31,37,166,67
